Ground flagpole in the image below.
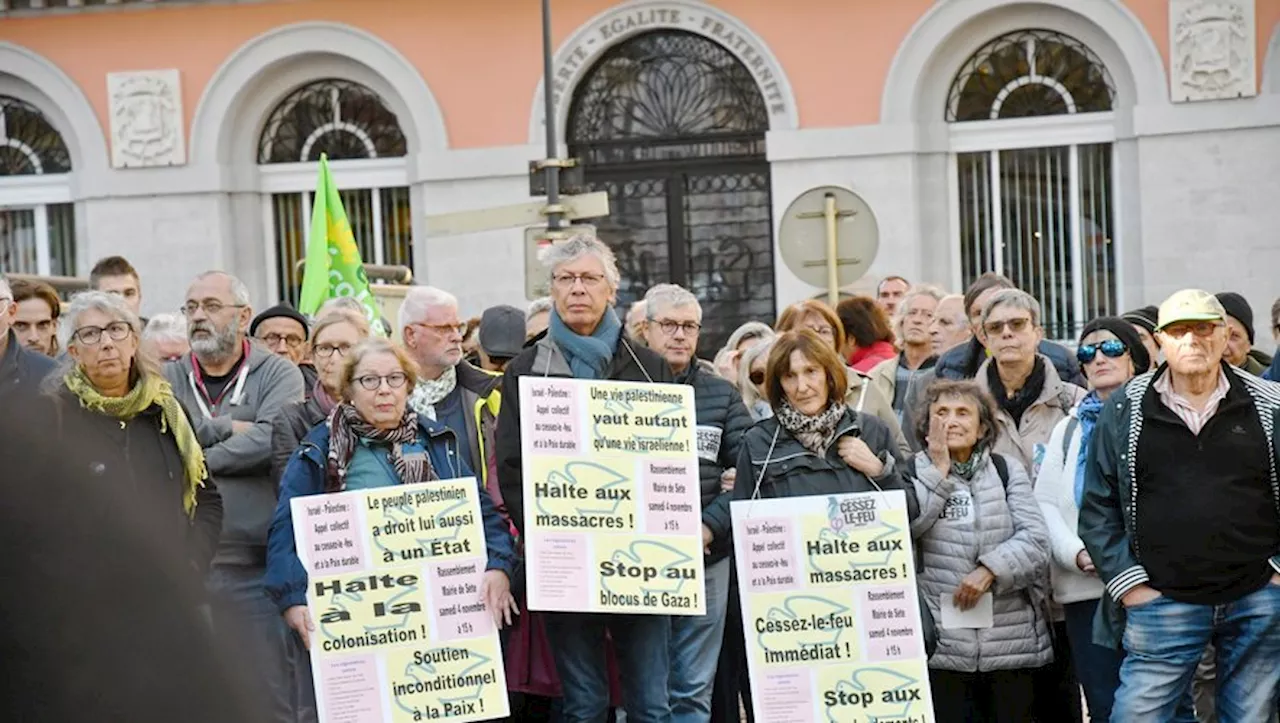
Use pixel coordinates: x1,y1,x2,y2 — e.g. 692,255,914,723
541,0,563,231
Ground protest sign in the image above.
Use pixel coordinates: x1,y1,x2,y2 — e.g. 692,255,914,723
519,377,706,615
291,479,509,723
732,490,935,723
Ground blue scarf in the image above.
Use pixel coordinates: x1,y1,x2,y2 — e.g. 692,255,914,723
548,306,622,380
1073,391,1106,506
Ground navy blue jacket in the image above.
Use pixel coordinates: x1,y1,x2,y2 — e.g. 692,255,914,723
264,417,518,612
935,336,1084,388
0,330,55,401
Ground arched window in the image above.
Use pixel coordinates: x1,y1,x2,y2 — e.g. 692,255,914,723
567,31,775,353
948,30,1117,339
258,79,411,304
0,95,77,277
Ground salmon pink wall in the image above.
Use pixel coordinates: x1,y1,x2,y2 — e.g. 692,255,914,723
0,0,1276,151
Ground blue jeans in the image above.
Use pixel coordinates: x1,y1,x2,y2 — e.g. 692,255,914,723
1064,599,1124,722
669,558,731,723
544,612,672,723
207,564,312,723
1114,581,1280,723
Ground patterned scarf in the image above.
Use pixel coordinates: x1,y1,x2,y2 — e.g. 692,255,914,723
64,367,208,517
325,403,437,493
407,364,458,421
312,380,338,416
1073,391,1106,506
775,401,846,455
951,446,987,480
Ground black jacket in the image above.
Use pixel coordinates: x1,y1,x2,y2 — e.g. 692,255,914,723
46,388,223,579
936,336,1085,388
677,361,753,562
270,396,327,486
0,330,55,402
496,334,674,535
702,408,917,544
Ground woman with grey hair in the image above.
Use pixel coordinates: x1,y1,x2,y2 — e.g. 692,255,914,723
142,312,190,362
907,379,1052,723
46,291,222,577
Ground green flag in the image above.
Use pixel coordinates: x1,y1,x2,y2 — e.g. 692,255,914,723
297,154,384,334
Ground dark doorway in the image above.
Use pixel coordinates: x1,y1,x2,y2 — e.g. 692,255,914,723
567,30,775,355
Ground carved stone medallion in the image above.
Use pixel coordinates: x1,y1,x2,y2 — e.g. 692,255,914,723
107,70,186,168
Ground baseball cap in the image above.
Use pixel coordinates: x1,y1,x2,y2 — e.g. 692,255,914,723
1155,289,1226,331
478,305,526,360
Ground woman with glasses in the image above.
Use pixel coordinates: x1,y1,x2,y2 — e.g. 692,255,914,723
1033,318,1150,722
266,337,518,650
44,290,222,577
269,309,371,484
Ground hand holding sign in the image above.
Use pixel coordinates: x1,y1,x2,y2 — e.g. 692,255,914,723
953,565,995,611
284,605,315,650
481,569,519,629
837,436,884,479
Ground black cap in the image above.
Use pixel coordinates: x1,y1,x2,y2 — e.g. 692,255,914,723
1121,305,1158,335
250,303,310,340
1215,292,1254,344
478,305,526,360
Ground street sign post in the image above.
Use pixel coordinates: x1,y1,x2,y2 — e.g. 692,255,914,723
424,191,609,238
777,186,880,305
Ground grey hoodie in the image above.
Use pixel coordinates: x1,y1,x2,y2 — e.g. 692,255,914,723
164,342,305,567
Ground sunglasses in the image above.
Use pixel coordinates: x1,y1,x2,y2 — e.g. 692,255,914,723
749,370,766,385
1076,339,1128,364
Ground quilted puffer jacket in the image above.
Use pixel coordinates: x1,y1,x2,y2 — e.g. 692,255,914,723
908,450,1054,672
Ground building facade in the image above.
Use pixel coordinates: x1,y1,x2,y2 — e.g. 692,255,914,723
1,0,1278,347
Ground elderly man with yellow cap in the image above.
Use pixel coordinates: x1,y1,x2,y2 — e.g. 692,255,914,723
1078,289,1280,723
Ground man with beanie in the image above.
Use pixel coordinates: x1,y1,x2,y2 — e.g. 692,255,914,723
1123,305,1161,368
1216,292,1274,377
477,305,525,373
251,303,318,393
1080,289,1280,722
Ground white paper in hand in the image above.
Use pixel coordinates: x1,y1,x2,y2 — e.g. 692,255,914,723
940,592,994,629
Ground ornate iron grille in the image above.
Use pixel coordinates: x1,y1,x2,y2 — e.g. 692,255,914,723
568,30,774,354
946,29,1115,122
258,79,407,163
0,95,71,175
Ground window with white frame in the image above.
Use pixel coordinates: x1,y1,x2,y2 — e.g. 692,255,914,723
0,95,76,278
948,29,1117,339
258,79,412,305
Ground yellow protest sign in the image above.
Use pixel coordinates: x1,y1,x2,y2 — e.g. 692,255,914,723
519,377,706,615
732,490,935,723
290,478,509,722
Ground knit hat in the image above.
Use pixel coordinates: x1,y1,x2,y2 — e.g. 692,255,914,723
1121,305,1158,335
1080,316,1151,374
250,303,310,340
1215,292,1254,344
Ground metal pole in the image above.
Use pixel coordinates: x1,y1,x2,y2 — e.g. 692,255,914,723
541,0,563,230
824,192,839,307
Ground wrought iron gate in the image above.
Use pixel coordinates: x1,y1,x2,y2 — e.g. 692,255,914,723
567,30,775,354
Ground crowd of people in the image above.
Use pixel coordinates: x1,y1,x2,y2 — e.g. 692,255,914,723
0,238,1277,723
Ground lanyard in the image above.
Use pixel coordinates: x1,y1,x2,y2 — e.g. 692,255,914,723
188,340,251,419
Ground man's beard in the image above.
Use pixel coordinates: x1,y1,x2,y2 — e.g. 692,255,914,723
189,319,239,362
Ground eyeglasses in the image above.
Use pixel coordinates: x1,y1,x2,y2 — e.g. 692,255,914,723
259,333,305,349
804,325,835,339
983,317,1032,336
749,369,766,386
73,321,133,346
353,372,409,391
653,319,701,336
1076,339,1128,364
181,300,245,317
1160,321,1223,339
313,343,353,358
412,322,467,337
551,272,606,290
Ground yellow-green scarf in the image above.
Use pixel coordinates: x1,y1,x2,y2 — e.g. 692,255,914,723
64,368,209,517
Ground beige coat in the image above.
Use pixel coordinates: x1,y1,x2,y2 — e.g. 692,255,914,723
846,367,911,459
975,355,1086,477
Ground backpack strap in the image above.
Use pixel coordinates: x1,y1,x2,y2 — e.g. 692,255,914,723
992,453,1010,490
1062,417,1079,463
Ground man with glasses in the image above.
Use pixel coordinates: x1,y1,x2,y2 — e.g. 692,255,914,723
251,303,318,394
400,286,505,518
0,273,56,400
1081,289,1280,723
162,270,306,723
641,283,751,723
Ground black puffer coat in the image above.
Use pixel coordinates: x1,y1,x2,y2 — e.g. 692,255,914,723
677,361,752,562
